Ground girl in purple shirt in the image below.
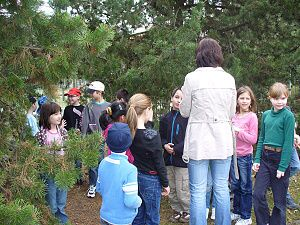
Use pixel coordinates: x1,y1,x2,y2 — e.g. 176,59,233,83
230,86,258,225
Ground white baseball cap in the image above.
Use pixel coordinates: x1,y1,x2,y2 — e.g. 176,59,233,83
88,81,105,92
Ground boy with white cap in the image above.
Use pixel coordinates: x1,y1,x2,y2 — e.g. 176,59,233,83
96,122,142,225
82,81,110,197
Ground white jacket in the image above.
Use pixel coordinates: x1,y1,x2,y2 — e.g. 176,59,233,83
180,67,236,161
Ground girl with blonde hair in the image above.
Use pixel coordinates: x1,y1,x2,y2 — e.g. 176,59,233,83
127,93,170,225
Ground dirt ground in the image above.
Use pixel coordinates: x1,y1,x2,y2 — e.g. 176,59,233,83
65,174,300,225
66,181,101,225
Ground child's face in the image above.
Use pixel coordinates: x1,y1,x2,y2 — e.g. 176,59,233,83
237,91,251,113
171,90,183,110
68,95,80,105
270,94,288,112
90,90,102,101
49,111,62,126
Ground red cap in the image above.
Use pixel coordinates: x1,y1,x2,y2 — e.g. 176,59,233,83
64,88,81,96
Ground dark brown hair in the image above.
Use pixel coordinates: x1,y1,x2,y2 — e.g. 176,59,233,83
236,86,257,113
171,87,181,98
196,38,224,68
39,102,61,129
99,101,127,130
116,88,129,103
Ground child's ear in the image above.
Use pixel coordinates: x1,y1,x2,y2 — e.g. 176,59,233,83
119,115,126,122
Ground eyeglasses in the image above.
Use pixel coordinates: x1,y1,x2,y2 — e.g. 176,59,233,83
68,95,78,98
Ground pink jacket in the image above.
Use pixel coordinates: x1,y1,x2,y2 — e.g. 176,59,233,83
103,123,134,163
232,112,258,156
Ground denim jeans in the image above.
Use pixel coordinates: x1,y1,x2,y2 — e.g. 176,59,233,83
188,157,231,225
89,144,105,186
89,167,98,186
287,148,300,200
206,167,216,209
229,154,252,219
253,150,290,225
132,172,162,225
46,178,68,224
289,148,300,177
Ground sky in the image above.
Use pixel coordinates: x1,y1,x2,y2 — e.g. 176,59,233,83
39,0,53,15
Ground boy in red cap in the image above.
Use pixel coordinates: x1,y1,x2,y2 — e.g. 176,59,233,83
62,88,84,131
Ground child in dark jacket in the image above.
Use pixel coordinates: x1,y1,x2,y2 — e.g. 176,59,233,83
159,88,190,223
127,93,170,225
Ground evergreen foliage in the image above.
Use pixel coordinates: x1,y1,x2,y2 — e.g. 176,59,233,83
0,0,110,223
0,0,299,223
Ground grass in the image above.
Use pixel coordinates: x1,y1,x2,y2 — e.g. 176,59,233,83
159,173,300,225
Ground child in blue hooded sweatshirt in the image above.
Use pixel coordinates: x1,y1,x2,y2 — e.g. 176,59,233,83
96,123,142,225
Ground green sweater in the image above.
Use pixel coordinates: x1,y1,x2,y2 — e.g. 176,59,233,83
254,107,295,172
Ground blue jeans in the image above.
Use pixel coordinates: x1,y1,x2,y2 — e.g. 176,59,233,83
132,172,162,225
89,167,98,186
206,167,216,209
289,148,300,177
46,178,68,224
253,150,290,225
287,148,300,200
89,143,105,186
230,154,252,219
188,157,231,225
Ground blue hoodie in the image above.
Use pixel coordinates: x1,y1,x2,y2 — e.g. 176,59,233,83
96,153,142,225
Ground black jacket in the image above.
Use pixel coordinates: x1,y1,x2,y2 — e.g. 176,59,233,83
159,110,188,168
130,128,169,188
62,105,84,131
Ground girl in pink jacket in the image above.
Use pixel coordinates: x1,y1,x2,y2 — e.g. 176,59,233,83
230,86,258,225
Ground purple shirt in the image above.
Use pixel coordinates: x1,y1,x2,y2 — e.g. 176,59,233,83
232,112,258,156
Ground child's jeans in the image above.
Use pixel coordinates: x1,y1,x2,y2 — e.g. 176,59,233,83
253,149,290,225
46,178,68,224
230,154,253,219
132,172,162,225
287,148,300,201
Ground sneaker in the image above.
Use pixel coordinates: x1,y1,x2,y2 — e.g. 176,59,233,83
87,185,96,198
169,211,181,223
206,208,209,219
210,207,215,220
179,212,190,223
231,213,241,221
235,218,252,225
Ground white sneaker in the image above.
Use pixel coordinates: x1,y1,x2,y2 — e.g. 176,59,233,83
206,208,209,219
231,213,241,221
210,207,215,220
235,218,252,225
87,185,96,198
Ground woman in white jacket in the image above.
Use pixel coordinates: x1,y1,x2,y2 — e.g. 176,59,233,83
180,37,236,225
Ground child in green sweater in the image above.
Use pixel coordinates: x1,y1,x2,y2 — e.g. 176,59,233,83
252,82,295,225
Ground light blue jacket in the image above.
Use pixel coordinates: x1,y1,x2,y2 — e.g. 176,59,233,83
96,153,142,225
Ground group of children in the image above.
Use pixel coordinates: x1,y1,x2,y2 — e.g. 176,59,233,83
26,80,300,225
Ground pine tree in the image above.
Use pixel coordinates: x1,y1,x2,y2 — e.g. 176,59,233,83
0,0,113,223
